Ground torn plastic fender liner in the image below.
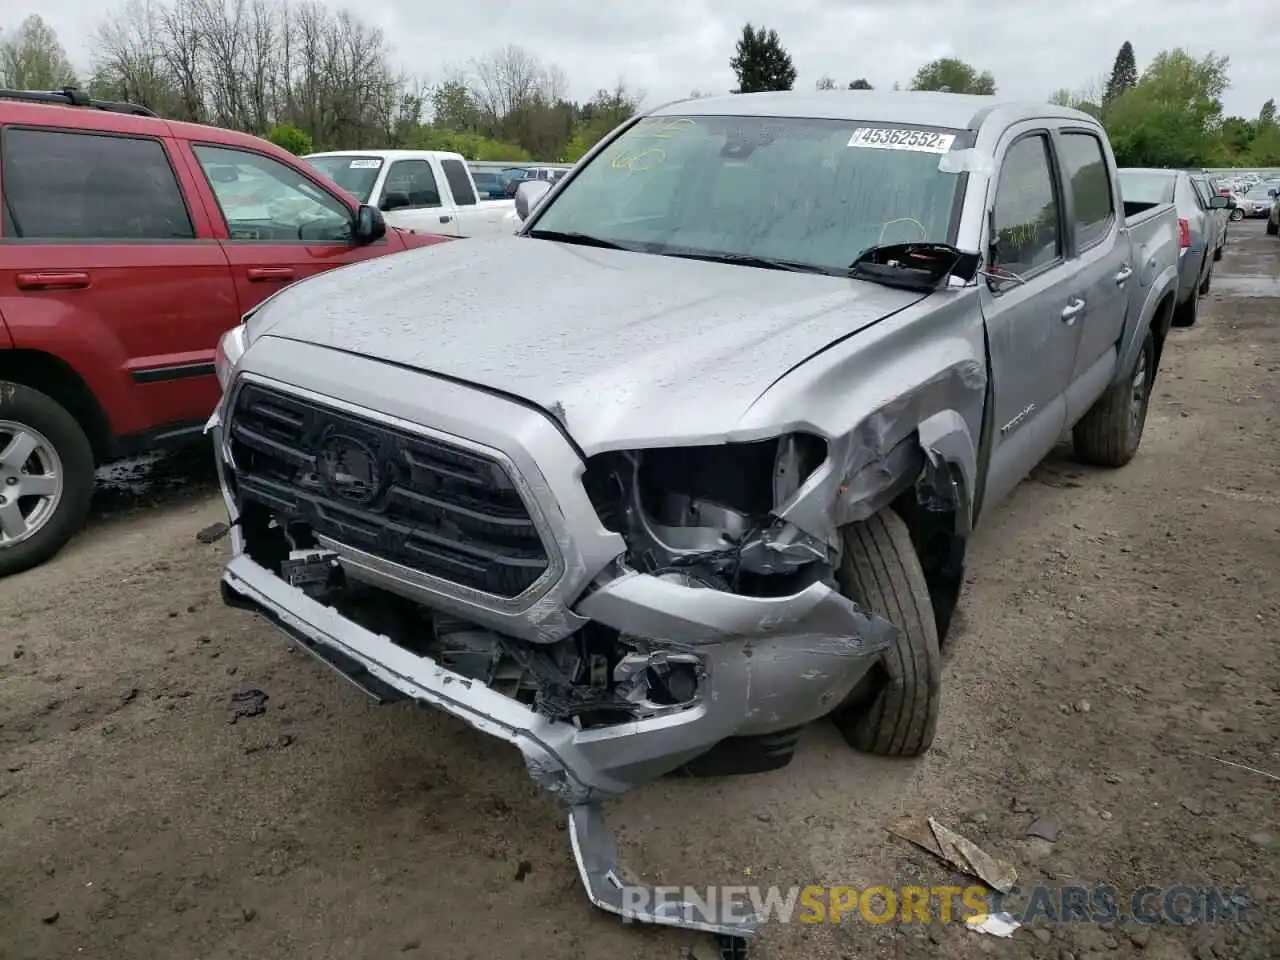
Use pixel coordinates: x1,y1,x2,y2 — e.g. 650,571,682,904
576,571,897,654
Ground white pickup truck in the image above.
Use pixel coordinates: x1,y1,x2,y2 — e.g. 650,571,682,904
303,149,515,239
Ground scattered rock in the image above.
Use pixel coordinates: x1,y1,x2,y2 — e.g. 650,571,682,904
928,925,946,945
1032,927,1053,945
401,940,421,952
1248,831,1273,849
1026,818,1060,842
226,666,238,676
1010,797,1030,813
1074,699,1091,713
242,908,257,922
1195,945,1216,960
756,811,772,823
121,687,139,703
514,859,532,882
1059,950,1077,960
41,910,59,924
228,688,268,724
1100,810,1113,821
1104,935,1117,948
1129,928,1151,948
1180,797,1205,816
1104,773,1122,784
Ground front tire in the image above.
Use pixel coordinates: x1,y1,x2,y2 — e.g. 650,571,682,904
0,383,95,578
831,509,941,757
1230,207,1244,222
1072,330,1154,468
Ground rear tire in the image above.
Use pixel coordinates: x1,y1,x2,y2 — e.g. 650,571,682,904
1072,330,1154,469
1171,289,1199,328
1230,208,1244,222
0,382,95,578
1199,265,1213,296
1267,218,1279,236
830,509,941,757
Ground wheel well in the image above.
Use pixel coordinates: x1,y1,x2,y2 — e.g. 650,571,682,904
0,350,112,464
890,462,967,645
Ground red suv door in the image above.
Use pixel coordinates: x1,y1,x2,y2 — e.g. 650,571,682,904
0,122,238,437
177,138,409,316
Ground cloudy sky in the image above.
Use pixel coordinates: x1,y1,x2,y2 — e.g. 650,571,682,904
20,0,1277,119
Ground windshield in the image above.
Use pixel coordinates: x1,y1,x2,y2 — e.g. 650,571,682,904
303,154,383,203
528,114,969,272
1119,171,1176,204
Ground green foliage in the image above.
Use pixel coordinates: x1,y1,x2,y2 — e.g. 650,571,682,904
266,124,313,156
848,79,873,90
403,126,530,162
729,23,797,93
1260,98,1276,127
909,58,995,95
1104,42,1138,109
1103,49,1230,167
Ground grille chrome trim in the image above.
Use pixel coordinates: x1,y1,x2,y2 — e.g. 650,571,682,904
225,372,566,613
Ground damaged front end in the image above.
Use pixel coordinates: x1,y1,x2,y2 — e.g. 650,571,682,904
212,379,922,940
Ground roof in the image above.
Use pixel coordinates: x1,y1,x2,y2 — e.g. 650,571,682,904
647,90,1098,132
304,149,465,161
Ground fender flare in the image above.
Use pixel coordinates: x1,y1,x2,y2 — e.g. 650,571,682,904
1112,263,1179,388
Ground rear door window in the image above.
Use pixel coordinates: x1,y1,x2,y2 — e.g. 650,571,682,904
1057,132,1115,250
2,128,194,240
439,158,477,206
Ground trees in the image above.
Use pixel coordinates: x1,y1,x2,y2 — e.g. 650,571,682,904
1103,49,1230,167
909,58,995,95
0,14,78,89
729,23,796,94
848,78,872,90
1103,41,1138,110
815,75,835,91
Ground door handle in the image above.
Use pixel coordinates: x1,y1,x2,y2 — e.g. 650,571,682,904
1114,265,1133,285
246,267,295,282
16,271,90,290
439,215,452,224
1061,298,1086,324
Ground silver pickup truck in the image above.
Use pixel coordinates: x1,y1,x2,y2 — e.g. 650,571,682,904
208,92,1179,937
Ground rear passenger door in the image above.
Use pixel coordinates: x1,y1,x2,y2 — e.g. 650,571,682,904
978,126,1082,511
1053,128,1129,407
182,142,400,316
0,125,237,437
439,158,478,238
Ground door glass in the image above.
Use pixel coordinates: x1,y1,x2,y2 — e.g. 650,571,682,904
440,158,477,206
1,128,194,240
1058,133,1115,250
193,145,353,242
383,159,442,208
991,134,1063,278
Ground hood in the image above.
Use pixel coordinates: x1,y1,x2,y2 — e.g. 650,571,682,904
392,227,453,250
248,235,923,450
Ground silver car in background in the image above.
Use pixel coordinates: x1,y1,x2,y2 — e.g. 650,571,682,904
1119,168,1226,328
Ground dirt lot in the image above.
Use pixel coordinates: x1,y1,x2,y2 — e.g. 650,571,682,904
2,223,1278,960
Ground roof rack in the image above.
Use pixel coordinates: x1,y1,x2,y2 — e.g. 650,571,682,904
0,86,158,118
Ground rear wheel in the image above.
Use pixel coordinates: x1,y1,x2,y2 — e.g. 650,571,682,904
0,383,95,578
1072,330,1154,468
830,508,941,757
1171,288,1199,328
1267,218,1279,236
1230,207,1244,222
1199,264,1213,295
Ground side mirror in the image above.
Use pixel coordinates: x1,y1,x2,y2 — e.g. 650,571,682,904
1208,195,1229,209
380,191,411,212
354,204,386,244
514,180,552,221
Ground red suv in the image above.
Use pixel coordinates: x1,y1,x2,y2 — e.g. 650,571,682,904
0,88,449,577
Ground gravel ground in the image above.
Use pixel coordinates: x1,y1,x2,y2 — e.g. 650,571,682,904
1,222,1277,960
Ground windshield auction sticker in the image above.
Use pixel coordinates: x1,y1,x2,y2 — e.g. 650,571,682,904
848,128,956,153
348,158,383,168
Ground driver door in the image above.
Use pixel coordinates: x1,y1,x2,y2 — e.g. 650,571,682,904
180,140,398,317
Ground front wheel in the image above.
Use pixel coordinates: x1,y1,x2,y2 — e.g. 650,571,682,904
831,509,941,757
1230,207,1244,222
0,383,96,578
1072,331,1154,468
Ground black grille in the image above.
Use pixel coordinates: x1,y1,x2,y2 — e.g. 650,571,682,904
227,382,551,598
